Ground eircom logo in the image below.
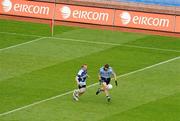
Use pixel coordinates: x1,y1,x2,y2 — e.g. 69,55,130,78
1,0,12,12
60,6,71,19
1,0,50,16
119,11,170,27
120,11,131,25
59,5,110,22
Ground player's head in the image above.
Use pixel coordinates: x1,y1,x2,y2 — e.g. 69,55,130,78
82,64,88,70
104,64,109,71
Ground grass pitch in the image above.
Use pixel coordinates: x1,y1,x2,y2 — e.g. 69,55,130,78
0,19,180,121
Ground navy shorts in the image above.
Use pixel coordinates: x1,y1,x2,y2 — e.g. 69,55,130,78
101,77,111,85
78,85,86,89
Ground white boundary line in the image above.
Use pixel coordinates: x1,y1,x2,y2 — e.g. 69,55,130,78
0,31,180,53
0,37,46,52
51,37,180,53
116,56,180,78
0,56,179,117
0,31,43,38
121,44,180,53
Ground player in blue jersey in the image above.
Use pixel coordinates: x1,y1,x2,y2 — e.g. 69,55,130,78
96,64,117,102
73,64,88,101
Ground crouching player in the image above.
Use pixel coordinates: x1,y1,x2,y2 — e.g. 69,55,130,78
96,64,117,102
73,64,88,101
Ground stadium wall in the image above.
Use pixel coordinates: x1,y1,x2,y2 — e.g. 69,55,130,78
0,0,180,37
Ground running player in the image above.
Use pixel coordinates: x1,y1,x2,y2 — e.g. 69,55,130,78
73,64,88,101
96,64,117,102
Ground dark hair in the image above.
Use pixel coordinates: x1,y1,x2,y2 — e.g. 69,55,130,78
104,64,109,68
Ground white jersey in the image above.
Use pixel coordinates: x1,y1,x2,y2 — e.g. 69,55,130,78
76,69,88,86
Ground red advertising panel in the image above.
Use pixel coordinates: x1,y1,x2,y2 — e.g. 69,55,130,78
55,4,114,25
0,0,54,19
114,10,175,32
175,16,180,33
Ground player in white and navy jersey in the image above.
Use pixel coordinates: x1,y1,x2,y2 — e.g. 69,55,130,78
73,64,88,101
96,64,117,102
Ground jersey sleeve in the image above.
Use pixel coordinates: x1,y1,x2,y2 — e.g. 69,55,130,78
77,69,83,77
99,68,103,75
111,67,116,75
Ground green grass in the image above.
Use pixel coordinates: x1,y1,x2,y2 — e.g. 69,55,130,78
0,19,180,121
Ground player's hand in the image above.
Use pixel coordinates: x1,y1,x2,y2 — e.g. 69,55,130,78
115,80,118,86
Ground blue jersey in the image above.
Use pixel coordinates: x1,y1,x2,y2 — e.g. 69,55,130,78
99,67,114,78
76,69,88,86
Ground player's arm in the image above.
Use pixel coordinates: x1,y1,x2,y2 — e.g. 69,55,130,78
86,74,90,78
98,71,102,85
76,69,83,85
112,69,118,86
113,71,117,80
76,70,83,86
75,76,80,86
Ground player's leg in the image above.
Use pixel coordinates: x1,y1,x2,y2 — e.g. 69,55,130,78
73,85,86,101
104,78,111,102
101,82,110,101
96,78,111,102
96,78,105,95
102,82,108,95
73,85,81,101
78,87,86,96
73,89,79,101
96,82,107,95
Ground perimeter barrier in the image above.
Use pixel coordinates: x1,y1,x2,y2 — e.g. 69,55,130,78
0,0,180,33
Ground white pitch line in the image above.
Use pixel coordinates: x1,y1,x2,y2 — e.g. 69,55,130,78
0,31,43,38
51,37,180,53
117,56,180,78
122,44,180,53
0,56,179,117
0,37,46,52
1,31,180,53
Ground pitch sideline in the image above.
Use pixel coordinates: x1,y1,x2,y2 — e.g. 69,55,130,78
0,37,46,52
